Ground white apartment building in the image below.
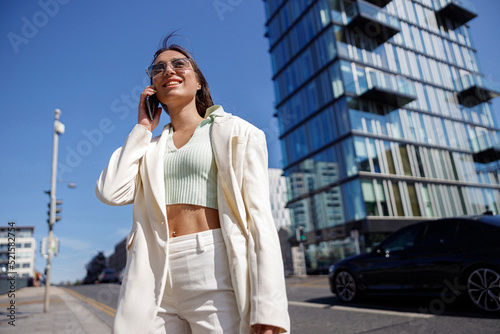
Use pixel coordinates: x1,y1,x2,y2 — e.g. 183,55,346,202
0,226,36,278
268,168,291,230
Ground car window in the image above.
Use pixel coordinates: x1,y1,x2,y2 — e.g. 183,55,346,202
382,224,422,252
420,221,457,248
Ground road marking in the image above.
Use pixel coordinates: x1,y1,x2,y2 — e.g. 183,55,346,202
289,301,434,318
330,305,434,318
289,301,332,309
62,288,116,317
287,278,330,288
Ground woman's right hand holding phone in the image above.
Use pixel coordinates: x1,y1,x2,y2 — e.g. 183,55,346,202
139,85,161,132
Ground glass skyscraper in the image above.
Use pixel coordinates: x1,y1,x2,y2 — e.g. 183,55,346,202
264,0,500,274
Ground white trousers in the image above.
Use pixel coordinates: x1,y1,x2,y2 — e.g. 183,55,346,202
149,229,240,334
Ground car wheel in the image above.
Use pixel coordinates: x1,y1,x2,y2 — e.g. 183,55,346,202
334,270,357,302
467,267,500,312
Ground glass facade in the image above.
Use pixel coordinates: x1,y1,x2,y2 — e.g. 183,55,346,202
264,0,500,274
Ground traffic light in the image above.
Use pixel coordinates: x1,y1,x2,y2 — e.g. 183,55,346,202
296,226,307,243
47,199,63,225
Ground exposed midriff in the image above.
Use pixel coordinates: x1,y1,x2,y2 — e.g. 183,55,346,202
166,204,220,238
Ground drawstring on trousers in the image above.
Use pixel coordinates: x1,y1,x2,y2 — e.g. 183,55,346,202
196,233,205,253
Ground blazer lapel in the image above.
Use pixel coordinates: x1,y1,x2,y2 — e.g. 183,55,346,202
211,108,248,234
144,126,169,218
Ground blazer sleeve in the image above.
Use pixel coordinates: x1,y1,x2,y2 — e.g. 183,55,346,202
242,128,290,333
95,124,152,206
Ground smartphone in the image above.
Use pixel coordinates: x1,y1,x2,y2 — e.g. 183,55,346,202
145,94,159,121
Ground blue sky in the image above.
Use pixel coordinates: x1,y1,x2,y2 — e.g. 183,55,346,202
0,1,499,283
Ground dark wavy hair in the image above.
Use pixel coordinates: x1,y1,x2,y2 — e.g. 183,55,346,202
150,33,214,117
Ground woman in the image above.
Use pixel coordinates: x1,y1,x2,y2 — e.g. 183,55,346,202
96,34,290,334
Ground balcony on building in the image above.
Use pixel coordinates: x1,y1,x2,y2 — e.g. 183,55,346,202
456,75,500,107
358,70,417,109
472,133,500,164
344,0,400,45
436,0,477,26
363,0,391,7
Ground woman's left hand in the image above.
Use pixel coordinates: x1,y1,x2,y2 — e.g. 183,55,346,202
252,324,281,334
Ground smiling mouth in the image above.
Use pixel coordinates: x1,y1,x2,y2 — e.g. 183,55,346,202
164,80,182,87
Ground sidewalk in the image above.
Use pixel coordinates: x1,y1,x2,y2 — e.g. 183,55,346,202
0,286,111,333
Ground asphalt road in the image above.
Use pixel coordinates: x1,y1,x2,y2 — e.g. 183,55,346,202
285,276,500,334
66,276,500,333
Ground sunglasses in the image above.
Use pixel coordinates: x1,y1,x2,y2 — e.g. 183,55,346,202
146,58,192,78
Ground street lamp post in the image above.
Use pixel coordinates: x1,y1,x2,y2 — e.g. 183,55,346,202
44,109,65,313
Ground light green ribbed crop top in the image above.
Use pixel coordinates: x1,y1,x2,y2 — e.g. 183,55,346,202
163,115,218,209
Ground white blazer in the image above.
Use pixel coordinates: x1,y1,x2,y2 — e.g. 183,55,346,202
96,105,290,333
